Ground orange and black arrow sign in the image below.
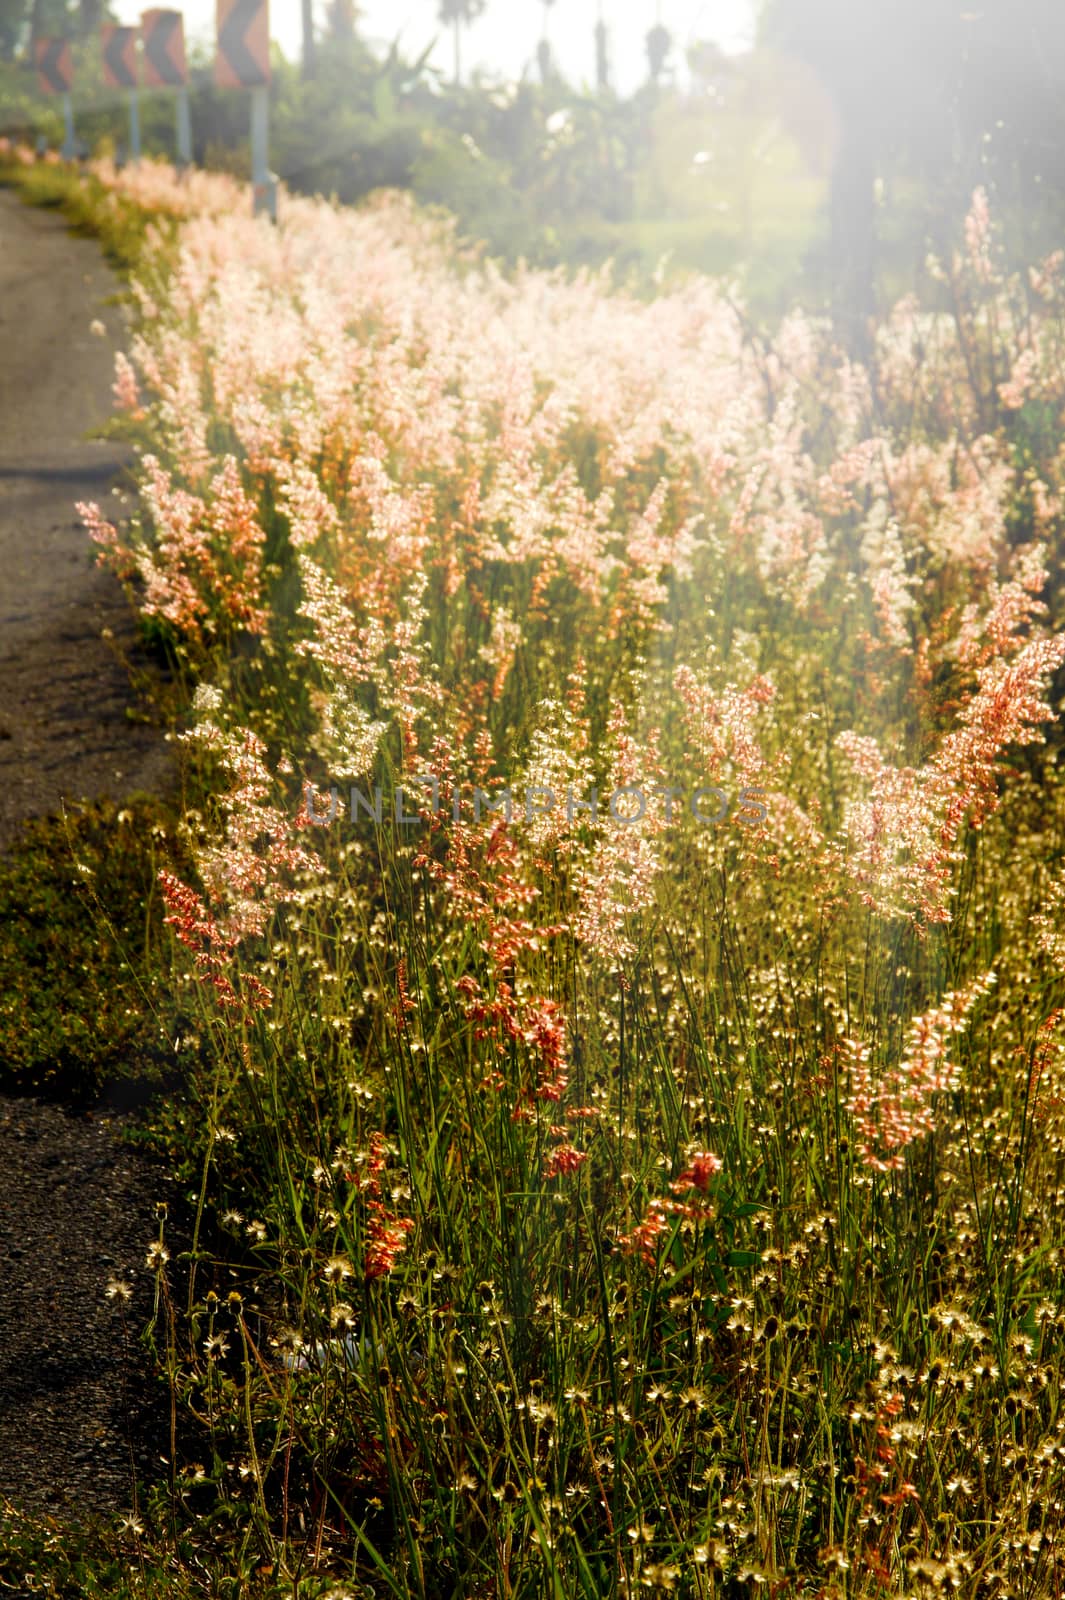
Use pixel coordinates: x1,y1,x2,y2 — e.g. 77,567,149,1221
216,0,270,89
35,37,73,95
142,9,187,89
101,24,139,90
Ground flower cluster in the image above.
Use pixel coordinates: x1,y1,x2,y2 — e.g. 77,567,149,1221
843,972,997,1170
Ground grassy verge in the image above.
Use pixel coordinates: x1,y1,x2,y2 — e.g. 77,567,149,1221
0,797,190,1101
0,158,187,1105
6,148,1065,1599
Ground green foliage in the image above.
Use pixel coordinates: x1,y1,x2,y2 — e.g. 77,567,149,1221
0,0,117,63
0,1493,309,1598
2,22,821,310
8,0,1065,325
0,797,185,1098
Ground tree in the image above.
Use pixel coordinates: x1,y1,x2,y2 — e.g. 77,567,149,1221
77,0,101,37
22,0,71,51
537,0,555,85
594,16,609,91
760,0,1065,353
645,22,671,85
438,0,486,87
0,0,27,60
327,0,356,40
5,0,101,47
301,0,315,78
759,0,921,354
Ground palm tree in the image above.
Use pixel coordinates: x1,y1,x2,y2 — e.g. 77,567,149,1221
301,0,316,77
438,0,487,87
594,1,609,91
537,0,557,83
327,0,356,39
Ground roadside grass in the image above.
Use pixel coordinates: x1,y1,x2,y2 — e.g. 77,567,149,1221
0,154,190,1106
0,1494,298,1600
4,147,1065,1598
0,796,192,1101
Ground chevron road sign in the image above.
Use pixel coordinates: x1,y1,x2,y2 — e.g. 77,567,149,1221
216,0,276,219
142,11,191,166
216,0,270,89
142,10,187,88
101,24,138,90
34,37,73,95
101,24,141,164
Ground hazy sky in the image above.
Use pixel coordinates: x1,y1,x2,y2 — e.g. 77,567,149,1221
112,2,756,94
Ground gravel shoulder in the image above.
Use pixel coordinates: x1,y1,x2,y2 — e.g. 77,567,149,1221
0,183,172,1524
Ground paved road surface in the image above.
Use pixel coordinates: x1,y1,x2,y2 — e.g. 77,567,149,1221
0,184,169,844
0,182,169,1523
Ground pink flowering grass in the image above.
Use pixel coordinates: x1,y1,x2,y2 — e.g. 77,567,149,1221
53,159,1065,1594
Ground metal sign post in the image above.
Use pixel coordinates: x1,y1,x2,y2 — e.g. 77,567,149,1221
61,92,75,160
216,0,276,221
250,84,276,221
176,88,192,167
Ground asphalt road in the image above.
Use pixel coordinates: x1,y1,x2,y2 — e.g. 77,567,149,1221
0,183,170,1524
0,183,169,846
